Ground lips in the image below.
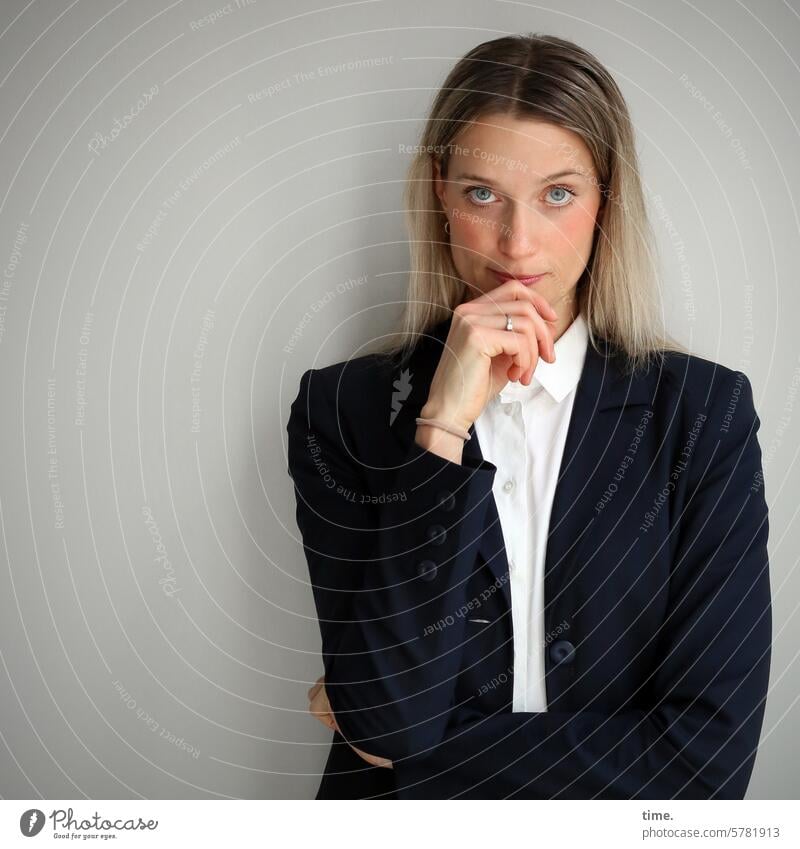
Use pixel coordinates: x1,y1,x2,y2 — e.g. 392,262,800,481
490,269,546,285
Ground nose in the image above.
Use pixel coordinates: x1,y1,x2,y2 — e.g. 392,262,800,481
498,201,541,258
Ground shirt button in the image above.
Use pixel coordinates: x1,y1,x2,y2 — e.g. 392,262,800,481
502,478,515,493
503,404,513,415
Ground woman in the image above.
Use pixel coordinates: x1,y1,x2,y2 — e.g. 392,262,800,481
286,33,771,799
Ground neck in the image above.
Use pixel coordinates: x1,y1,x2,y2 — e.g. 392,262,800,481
551,302,579,343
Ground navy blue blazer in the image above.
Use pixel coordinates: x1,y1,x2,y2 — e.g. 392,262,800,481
286,315,771,799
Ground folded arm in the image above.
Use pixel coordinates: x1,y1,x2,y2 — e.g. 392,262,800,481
287,365,498,761
289,367,770,798
392,372,771,798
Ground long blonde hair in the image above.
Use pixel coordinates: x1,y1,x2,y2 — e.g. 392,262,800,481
365,32,687,375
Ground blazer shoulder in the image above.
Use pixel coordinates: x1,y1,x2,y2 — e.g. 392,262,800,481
288,351,403,456
655,348,755,409
291,351,397,408
649,349,762,468
286,351,409,488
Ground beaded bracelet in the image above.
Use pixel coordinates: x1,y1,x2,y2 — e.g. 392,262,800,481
415,417,472,442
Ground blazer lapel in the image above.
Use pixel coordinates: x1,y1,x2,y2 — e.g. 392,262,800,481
387,316,656,619
462,423,512,611
542,336,656,618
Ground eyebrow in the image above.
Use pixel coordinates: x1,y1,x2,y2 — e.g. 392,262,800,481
452,169,590,185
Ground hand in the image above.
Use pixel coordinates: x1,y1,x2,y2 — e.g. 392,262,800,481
307,675,338,732
420,279,558,432
307,676,394,769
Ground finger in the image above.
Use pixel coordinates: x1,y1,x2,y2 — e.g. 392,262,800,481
307,674,325,702
310,686,338,733
506,307,555,372
516,310,556,371
308,689,328,718
506,318,533,382
310,706,335,728
462,301,556,371
471,278,558,320
470,322,534,382
312,711,337,733
502,315,548,382
509,282,559,321
349,744,393,768
471,311,553,383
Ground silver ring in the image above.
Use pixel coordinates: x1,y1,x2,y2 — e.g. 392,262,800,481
505,314,513,332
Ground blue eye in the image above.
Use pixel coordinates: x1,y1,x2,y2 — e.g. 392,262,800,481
463,183,577,209
464,186,497,205
546,185,576,206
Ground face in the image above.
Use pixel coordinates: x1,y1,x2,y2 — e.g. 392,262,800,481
433,113,605,337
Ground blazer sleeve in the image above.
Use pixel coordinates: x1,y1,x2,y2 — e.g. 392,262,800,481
286,366,499,761
391,370,772,799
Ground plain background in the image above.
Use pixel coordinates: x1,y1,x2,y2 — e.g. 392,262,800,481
0,0,797,799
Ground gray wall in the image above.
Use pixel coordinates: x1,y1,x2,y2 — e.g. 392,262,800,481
0,0,797,799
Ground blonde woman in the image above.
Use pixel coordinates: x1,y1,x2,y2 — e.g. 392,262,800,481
287,33,770,799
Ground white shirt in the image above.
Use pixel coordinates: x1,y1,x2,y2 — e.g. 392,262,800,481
473,313,589,712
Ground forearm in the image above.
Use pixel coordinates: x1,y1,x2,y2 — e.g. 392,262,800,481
288,367,498,761
322,434,496,761
393,692,767,799
395,370,772,799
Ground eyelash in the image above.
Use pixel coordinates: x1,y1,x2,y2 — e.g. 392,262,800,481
462,184,577,209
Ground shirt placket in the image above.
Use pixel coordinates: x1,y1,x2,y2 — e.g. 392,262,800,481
522,397,548,713
495,396,530,713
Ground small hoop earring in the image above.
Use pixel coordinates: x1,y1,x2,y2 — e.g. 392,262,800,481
444,220,450,235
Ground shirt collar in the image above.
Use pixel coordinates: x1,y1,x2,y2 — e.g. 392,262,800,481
498,312,588,405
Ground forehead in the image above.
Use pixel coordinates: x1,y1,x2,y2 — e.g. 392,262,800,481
449,113,596,179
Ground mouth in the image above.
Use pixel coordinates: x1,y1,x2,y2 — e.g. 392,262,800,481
490,268,547,286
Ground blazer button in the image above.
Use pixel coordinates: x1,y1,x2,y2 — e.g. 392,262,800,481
425,524,447,545
549,640,575,666
416,560,438,581
435,490,455,511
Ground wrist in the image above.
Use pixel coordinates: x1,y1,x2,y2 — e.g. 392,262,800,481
414,422,465,464
419,401,473,434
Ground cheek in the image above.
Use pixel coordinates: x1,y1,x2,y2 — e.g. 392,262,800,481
452,212,497,251
552,206,598,260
